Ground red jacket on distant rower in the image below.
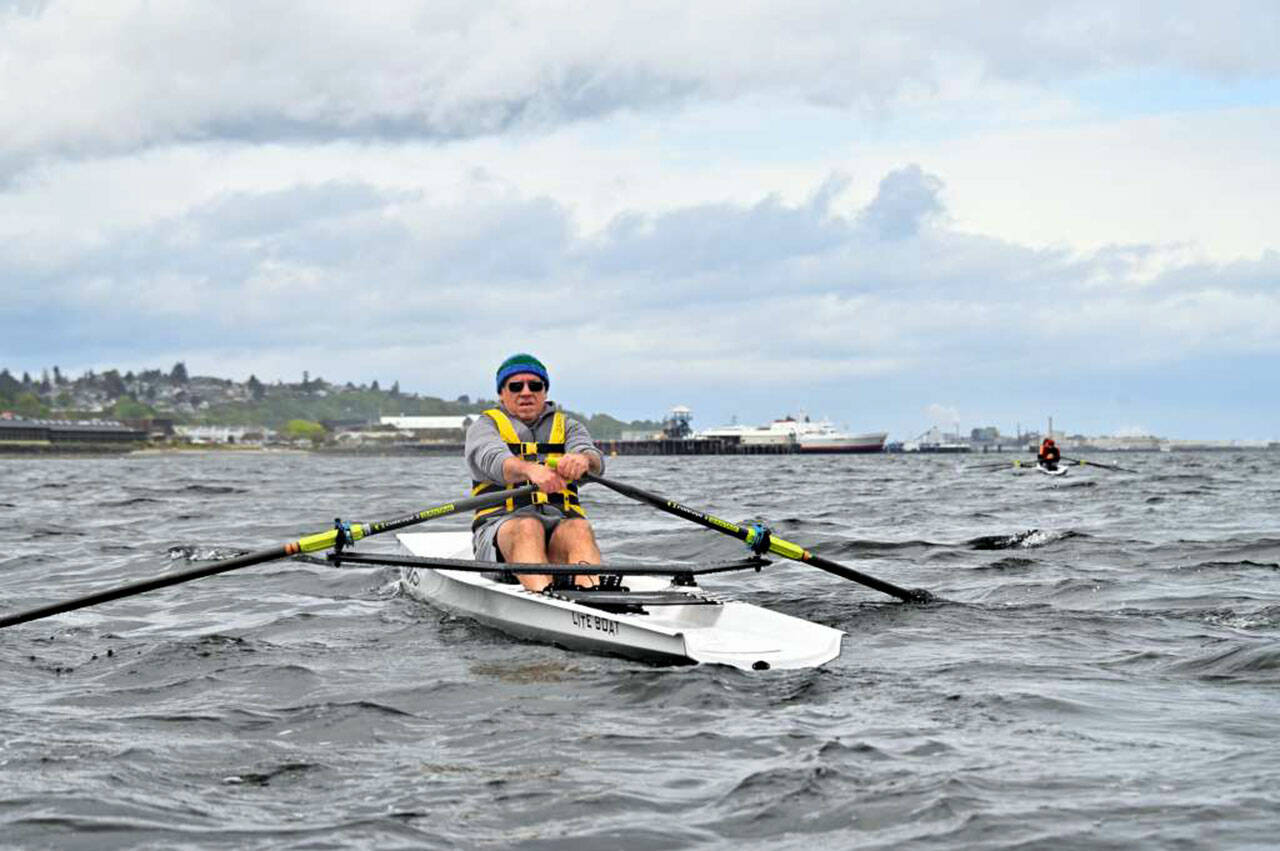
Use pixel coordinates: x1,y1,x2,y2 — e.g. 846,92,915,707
1038,438,1061,467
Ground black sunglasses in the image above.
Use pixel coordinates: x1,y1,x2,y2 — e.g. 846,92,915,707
505,380,545,393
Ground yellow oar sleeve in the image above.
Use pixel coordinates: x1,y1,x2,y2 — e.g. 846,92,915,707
295,523,370,554
768,535,810,562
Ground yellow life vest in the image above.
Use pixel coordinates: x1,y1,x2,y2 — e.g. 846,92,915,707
471,408,587,529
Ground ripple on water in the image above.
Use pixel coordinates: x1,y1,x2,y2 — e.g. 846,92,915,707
1166,641,1280,681
3,451,1280,847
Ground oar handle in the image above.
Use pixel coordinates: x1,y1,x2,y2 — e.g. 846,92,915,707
581,473,934,604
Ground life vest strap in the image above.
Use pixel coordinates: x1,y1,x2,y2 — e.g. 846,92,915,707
471,482,585,530
506,440,565,458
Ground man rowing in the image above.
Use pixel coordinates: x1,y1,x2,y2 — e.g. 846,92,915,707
464,353,605,591
1037,436,1061,472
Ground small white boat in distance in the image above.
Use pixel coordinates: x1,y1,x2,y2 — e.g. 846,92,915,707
396,532,844,670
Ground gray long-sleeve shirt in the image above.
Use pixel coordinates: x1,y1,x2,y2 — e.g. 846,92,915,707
464,402,605,527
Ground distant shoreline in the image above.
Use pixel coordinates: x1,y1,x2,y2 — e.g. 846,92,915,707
2,444,1277,459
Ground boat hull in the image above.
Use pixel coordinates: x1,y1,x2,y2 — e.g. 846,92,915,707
796,432,887,453
396,532,844,670
700,421,888,453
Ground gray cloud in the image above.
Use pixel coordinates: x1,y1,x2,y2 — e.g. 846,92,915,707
585,181,850,279
15,164,1273,374
858,165,946,240
3,1,1278,176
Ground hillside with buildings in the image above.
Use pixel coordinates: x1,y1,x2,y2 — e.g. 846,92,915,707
0,363,658,448
3,365,1272,455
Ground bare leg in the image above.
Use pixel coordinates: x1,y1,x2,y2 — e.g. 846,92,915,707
496,515,551,591
548,518,602,588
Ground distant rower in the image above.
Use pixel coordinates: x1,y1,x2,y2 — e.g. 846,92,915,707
1038,437,1061,472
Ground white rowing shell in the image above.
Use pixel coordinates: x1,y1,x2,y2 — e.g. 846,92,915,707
397,531,844,671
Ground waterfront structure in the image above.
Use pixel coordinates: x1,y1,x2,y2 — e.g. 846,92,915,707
379,415,473,442
0,417,147,451
696,423,792,448
173,425,270,445
902,426,972,453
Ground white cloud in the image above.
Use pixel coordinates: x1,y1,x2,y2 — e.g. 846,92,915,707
852,107,1280,260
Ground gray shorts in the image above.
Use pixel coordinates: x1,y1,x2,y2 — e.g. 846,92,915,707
472,508,566,563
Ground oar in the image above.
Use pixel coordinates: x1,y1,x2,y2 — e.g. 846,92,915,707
579,472,935,603
0,484,538,629
969,458,1036,471
1063,455,1138,473
967,460,1015,471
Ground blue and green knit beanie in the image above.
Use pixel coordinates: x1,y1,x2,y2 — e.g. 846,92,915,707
496,353,550,392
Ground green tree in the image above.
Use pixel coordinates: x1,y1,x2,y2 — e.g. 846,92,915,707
14,392,45,418
103,369,127,399
112,397,156,420
0,369,20,398
170,362,189,384
282,419,326,444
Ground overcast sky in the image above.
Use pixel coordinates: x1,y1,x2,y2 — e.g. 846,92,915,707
2,1,1278,439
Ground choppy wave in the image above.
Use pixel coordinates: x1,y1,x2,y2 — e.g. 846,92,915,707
2,450,1279,848
166,544,252,562
966,529,1079,550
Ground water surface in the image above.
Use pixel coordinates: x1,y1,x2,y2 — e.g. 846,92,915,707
2,451,1279,848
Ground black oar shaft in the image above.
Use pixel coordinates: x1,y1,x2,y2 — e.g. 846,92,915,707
1063,455,1137,473
0,484,539,630
581,473,932,603
0,546,291,628
792,550,929,602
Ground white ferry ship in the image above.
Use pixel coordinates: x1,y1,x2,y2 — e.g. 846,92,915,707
700,416,886,453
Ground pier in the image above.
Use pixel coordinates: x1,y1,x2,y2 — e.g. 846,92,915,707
595,437,793,456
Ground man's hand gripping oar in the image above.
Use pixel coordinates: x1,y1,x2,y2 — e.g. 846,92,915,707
577,471,936,604
0,484,539,629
